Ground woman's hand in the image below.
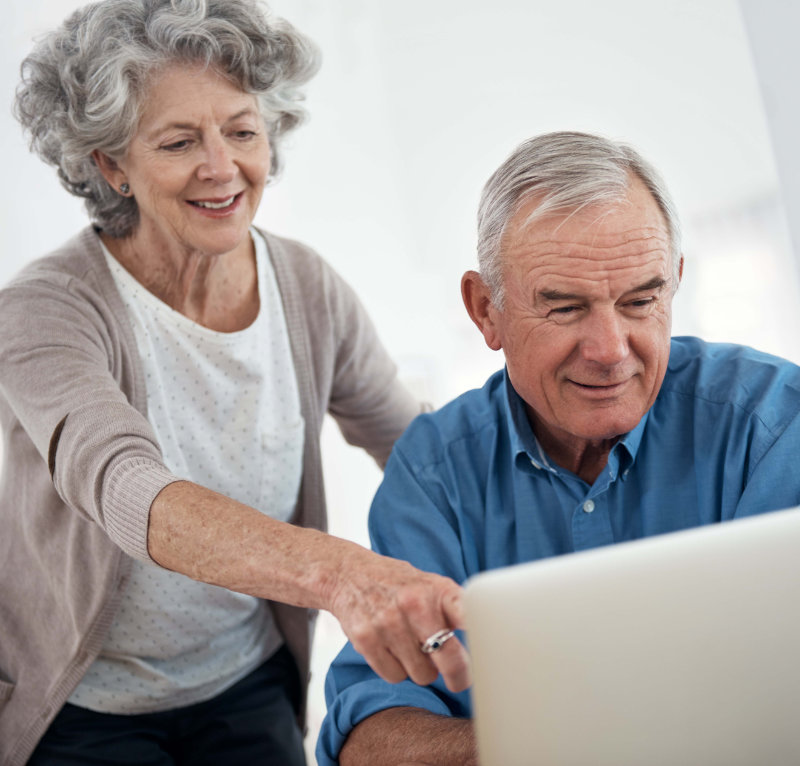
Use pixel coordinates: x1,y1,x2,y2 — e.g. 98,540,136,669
149,481,471,691
323,546,472,693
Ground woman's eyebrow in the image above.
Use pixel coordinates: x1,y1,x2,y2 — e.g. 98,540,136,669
144,108,261,139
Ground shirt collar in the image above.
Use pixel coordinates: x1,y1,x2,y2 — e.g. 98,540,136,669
503,369,650,478
503,370,556,473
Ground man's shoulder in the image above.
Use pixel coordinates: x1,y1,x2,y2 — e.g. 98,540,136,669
663,336,800,428
395,370,507,466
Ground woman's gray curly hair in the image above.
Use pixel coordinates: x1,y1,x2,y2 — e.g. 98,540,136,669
14,0,320,238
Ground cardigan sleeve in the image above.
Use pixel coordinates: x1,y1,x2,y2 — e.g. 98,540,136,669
0,269,177,561
265,230,425,470
321,259,425,467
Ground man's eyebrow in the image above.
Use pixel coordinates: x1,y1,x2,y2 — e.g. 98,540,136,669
628,276,668,293
537,289,582,302
537,276,668,303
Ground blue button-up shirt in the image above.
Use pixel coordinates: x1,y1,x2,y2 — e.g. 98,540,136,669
317,337,800,765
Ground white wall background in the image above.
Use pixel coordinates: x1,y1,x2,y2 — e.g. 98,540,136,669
3,1,799,760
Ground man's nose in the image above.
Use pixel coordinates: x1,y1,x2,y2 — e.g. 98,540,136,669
198,136,237,184
580,309,628,366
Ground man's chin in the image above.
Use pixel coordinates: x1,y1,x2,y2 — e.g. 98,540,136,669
567,413,644,444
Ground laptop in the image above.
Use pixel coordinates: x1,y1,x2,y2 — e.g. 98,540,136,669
464,506,800,766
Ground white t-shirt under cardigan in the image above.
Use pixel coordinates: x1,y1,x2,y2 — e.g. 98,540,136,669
70,231,303,713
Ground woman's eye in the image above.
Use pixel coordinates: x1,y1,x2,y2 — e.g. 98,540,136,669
161,140,190,151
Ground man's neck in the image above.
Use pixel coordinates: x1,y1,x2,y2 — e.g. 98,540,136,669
527,410,619,484
558,445,615,485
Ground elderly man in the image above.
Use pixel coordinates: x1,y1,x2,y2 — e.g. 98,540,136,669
316,132,800,766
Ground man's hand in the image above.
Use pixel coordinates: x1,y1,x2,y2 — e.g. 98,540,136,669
325,547,471,693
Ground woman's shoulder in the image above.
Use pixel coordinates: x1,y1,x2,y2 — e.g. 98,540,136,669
0,227,122,338
255,227,358,305
3,226,107,292
256,228,324,270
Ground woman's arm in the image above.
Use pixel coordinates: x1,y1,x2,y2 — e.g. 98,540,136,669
148,480,471,693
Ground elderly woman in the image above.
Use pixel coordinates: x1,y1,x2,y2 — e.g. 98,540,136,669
0,1,469,764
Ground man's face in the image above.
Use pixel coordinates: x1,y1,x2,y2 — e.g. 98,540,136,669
484,178,677,459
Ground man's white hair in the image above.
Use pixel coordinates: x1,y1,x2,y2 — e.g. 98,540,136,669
477,131,682,307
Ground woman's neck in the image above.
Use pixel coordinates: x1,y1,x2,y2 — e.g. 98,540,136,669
101,229,260,332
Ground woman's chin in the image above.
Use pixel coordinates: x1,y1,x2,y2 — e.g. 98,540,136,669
175,222,254,259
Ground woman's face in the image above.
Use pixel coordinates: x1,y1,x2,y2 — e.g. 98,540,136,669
110,64,271,258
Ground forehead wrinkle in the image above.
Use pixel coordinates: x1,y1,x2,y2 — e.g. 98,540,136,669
504,233,671,290
515,244,670,281
522,248,670,303
511,227,669,255
501,187,674,299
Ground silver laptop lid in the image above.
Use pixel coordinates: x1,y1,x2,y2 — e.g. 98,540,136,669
464,507,800,766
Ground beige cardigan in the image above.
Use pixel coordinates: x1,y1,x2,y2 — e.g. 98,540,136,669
0,227,420,766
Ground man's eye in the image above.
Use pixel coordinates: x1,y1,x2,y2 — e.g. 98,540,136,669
551,305,579,315
629,298,655,308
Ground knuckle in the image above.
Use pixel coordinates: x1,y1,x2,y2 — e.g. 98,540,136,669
374,605,404,634
363,654,407,685
396,587,427,616
348,622,375,650
409,664,439,687
378,670,408,684
382,666,408,685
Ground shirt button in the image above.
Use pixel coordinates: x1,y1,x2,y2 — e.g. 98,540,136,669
583,500,595,513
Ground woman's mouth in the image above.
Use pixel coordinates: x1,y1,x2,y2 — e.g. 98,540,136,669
188,192,242,211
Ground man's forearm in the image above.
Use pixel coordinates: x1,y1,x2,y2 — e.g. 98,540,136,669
340,707,478,766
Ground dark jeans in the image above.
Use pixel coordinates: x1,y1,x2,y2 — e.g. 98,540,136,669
28,646,306,766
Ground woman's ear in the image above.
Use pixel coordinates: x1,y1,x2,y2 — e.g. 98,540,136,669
461,270,503,351
92,150,127,193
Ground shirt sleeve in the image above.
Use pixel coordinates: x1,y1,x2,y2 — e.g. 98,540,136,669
316,433,472,766
733,406,800,518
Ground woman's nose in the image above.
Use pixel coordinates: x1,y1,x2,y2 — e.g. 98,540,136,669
197,136,237,184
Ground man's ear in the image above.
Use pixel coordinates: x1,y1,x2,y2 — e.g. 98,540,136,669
678,255,684,282
461,270,503,351
92,150,127,191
